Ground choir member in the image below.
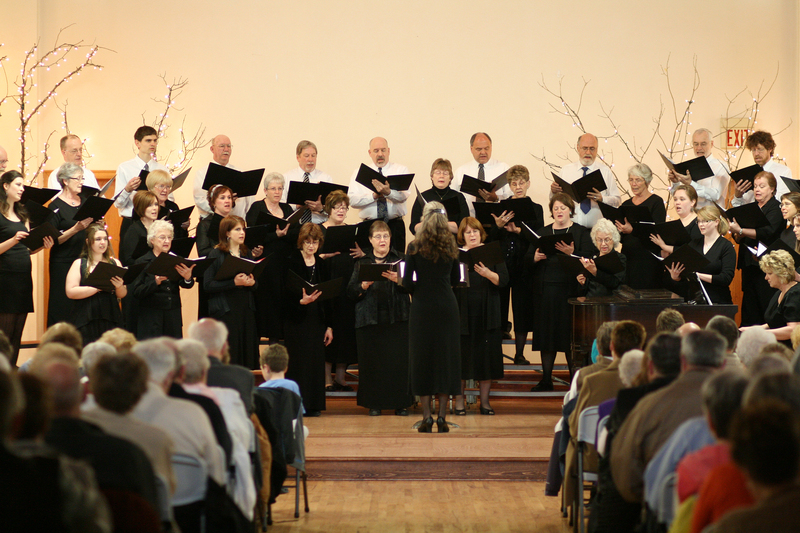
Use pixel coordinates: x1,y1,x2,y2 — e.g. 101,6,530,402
402,201,462,433
145,169,189,238
196,184,234,319
577,218,626,297
779,192,800,248
347,220,412,416
651,184,701,256
452,217,508,416
64,223,125,344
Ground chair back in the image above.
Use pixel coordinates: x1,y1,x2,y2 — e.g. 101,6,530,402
153,474,173,522
171,453,208,506
253,387,303,469
576,406,600,445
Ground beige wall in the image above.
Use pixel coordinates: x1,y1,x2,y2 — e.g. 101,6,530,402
2,0,798,345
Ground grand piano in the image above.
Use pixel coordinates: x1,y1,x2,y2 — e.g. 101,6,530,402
569,286,738,367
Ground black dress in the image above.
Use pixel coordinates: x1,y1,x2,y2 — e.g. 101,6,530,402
282,250,332,413
246,201,298,341
196,213,224,320
684,217,702,241
528,223,595,353
0,213,33,363
668,237,736,304
347,250,413,410
621,195,667,289
321,224,358,368
736,197,784,326
119,220,150,335
131,250,194,339
764,283,800,348
47,197,86,326
455,255,509,381
402,245,462,397
203,248,259,369
581,251,627,297
409,187,469,235
72,258,124,345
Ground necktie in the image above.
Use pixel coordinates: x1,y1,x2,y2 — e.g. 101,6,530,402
476,163,486,203
376,167,389,221
143,163,149,172
579,166,591,214
300,172,313,224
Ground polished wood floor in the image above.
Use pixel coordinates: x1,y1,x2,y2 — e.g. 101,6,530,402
265,480,570,533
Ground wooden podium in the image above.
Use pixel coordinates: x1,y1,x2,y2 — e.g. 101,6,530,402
569,286,738,367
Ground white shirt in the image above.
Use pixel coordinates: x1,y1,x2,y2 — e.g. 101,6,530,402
667,156,729,208
48,164,100,190
281,167,334,224
730,159,793,207
558,160,621,229
113,156,171,218
453,158,511,217
192,162,257,219
347,161,411,220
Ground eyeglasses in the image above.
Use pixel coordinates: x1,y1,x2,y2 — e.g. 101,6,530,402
155,235,173,241
628,178,645,184
432,170,451,177
153,184,172,191
332,205,349,212
371,234,391,241
68,177,85,183
596,237,613,244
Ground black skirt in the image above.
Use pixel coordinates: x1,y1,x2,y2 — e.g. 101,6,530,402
356,322,412,410
531,282,571,353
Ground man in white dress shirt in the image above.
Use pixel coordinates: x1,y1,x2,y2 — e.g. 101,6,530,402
281,140,331,224
453,132,511,217
552,133,620,229
731,130,792,206
113,126,170,251
0,145,7,173
348,137,410,253
48,134,100,190
192,134,255,219
667,128,730,208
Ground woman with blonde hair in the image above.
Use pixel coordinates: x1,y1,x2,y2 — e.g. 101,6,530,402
403,201,461,432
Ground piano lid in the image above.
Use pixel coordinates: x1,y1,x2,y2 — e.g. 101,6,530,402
614,286,682,302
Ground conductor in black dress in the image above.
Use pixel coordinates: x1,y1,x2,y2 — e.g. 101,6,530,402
527,193,594,391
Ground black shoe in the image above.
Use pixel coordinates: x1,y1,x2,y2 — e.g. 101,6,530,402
306,410,322,417
418,417,434,433
453,406,467,416
337,382,354,392
436,417,450,433
394,408,409,416
514,356,531,365
530,380,554,392
502,331,513,340
480,406,495,415
369,409,381,416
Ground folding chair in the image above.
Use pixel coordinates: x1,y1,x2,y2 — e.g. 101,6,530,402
574,406,600,533
171,454,208,533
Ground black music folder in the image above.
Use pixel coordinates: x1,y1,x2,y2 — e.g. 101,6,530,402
459,171,508,197
287,270,342,301
21,186,59,206
171,237,196,258
135,167,151,191
458,241,504,268
255,207,307,231
358,260,401,282
164,205,194,229
145,252,212,282
243,224,271,249
781,176,800,194
658,151,714,181
519,223,574,256
638,220,692,246
20,222,60,251
25,200,55,228
729,164,763,188
597,202,654,225
286,181,348,205
214,255,268,281
171,167,192,191
747,238,800,267
85,262,146,291
473,202,505,226
724,202,770,229
320,225,358,254
659,244,710,279
73,195,114,222
557,252,625,278
354,164,415,193
552,170,607,204
201,163,264,197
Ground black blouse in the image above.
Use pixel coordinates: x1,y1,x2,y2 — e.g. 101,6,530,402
409,187,469,235
737,197,784,269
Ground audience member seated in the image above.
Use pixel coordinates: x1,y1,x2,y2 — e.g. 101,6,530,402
589,332,683,533
259,343,309,440
188,318,255,413
676,322,700,336
0,369,112,533
705,315,742,368
13,371,52,450
178,338,256,519
702,398,800,533
33,355,161,529
82,352,176,495
656,308,685,333
97,327,138,352
757,342,793,363
735,328,777,368
17,321,84,372
611,330,726,505
748,352,792,376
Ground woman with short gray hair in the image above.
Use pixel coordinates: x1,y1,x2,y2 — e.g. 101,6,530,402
577,217,626,296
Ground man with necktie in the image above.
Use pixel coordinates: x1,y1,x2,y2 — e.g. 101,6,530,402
453,132,512,217
552,132,620,229
282,140,332,224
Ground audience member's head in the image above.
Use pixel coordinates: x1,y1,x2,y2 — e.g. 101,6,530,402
743,372,800,411
618,350,644,387
80,341,116,377
681,330,726,368
176,339,210,385
260,344,289,374
34,359,83,417
656,308,685,333
610,321,647,359
701,369,749,440
27,343,80,376
705,315,739,353
132,339,176,388
730,399,800,493
89,353,149,415
16,372,52,440
98,328,137,352
758,342,793,362
645,332,683,378
749,353,792,377
39,322,83,355
737,328,777,368
677,322,700,337
0,370,24,440
187,318,228,360
596,322,618,358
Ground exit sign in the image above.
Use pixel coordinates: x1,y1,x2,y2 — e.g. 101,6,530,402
722,119,750,149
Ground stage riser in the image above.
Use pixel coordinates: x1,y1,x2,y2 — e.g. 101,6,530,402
307,459,549,481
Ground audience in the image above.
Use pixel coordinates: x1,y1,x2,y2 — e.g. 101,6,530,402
705,315,742,368
656,308,685,333
618,350,644,388
736,328,777,368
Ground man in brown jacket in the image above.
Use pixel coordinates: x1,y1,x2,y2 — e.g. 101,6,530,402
610,329,726,503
